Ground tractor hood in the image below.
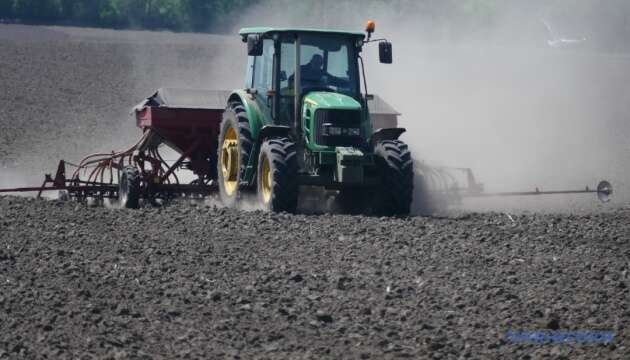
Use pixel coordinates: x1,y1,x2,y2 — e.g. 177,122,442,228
303,92,361,111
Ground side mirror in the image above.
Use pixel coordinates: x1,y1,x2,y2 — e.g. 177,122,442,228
247,34,263,56
379,41,392,64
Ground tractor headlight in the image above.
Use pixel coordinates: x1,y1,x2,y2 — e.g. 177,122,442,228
346,128,361,136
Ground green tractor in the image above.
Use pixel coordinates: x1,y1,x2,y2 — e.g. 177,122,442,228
217,22,413,215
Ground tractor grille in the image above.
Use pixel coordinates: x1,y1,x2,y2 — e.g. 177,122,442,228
314,109,363,147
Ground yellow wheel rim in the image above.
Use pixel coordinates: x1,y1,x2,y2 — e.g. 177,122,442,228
220,126,239,196
261,154,272,204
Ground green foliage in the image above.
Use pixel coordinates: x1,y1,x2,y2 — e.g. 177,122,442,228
0,0,250,31
0,0,13,18
98,0,124,27
183,0,215,32
121,0,187,29
13,0,62,21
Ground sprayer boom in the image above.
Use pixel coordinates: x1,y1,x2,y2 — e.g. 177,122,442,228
467,180,612,202
415,162,613,206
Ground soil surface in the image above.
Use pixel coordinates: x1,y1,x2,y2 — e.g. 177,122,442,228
0,24,629,359
1,196,629,359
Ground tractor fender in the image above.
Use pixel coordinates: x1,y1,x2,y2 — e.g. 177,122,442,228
226,90,276,186
227,90,269,140
369,128,406,147
257,125,291,145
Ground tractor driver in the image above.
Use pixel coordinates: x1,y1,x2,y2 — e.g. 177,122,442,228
289,54,346,89
301,54,325,83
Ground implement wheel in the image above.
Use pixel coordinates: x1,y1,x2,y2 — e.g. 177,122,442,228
119,166,141,209
257,137,298,213
372,140,414,216
217,102,253,207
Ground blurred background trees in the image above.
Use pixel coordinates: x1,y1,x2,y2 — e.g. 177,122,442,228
0,0,628,52
0,0,254,31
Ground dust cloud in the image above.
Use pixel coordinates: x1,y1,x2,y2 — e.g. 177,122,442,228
229,0,630,211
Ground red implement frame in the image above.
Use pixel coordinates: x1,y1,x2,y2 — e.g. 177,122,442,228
0,88,228,203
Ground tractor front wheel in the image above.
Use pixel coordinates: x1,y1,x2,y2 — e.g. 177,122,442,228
257,137,298,213
372,140,414,216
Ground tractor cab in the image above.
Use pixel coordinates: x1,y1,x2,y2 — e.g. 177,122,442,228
238,27,392,149
240,28,365,124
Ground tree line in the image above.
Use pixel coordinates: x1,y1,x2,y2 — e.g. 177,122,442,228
0,0,628,52
0,0,255,32
0,0,535,33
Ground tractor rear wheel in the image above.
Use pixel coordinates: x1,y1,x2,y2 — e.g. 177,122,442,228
372,140,414,216
119,166,141,209
217,102,253,207
257,137,298,213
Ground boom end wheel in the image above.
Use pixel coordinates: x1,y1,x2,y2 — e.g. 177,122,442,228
597,180,612,203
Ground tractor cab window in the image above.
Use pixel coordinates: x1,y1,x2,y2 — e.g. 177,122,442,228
278,38,296,126
278,34,359,126
247,38,275,122
290,34,359,98
253,39,274,94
